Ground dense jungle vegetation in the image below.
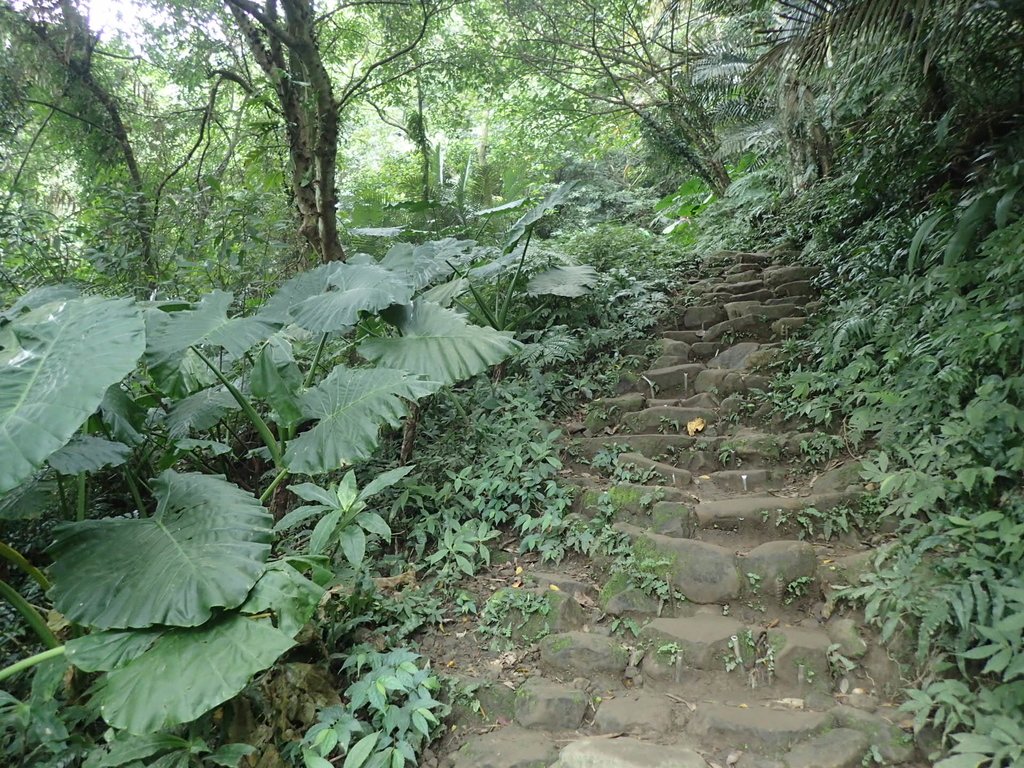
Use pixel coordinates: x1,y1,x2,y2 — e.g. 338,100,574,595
1,1,1023,766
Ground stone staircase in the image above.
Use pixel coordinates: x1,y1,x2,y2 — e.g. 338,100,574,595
438,252,920,768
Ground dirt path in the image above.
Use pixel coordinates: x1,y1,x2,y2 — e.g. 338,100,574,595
426,251,923,768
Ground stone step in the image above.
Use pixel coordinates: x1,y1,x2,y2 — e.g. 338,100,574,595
620,406,718,435
773,317,809,337
539,631,629,687
647,393,719,409
709,287,774,304
724,302,805,321
723,268,762,283
553,738,706,768
640,614,744,670
682,304,727,330
638,363,707,396
513,677,589,730
662,329,703,344
710,279,765,295
658,338,692,359
575,482,691,523
688,703,833,750
695,492,861,535
590,690,674,735
763,265,820,287
703,316,774,343
695,367,770,395
703,468,788,493
765,293,814,307
617,452,693,487
450,727,560,768
584,393,647,431
774,279,815,297
706,341,762,370
651,354,688,370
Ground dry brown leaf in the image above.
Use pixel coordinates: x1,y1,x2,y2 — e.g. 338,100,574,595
686,416,706,436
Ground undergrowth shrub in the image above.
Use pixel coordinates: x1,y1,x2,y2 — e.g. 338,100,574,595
770,159,1024,767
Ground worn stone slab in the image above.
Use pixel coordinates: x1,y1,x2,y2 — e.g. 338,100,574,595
600,573,662,619
772,317,808,337
707,342,761,370
832,705,916,763
553,737,705,768
663,330,703,344
742,541,818,601
826,618,869,659
651,355,689,370
592,691,674,734
774,279,814,297
618,453,693,487
688,341,725,361
689,704,831,748
530,572,600,603
767,626,832,688
696,493,858,533
514,678,589,730
621,406,717,434
764,265,820,287
683,304,727,329
707,469,786,493
640,615,744,669
728,302,804,320
539,632,629,684
723,269,762,283
783,727,870,768
694,368,770,396
650,500,697,538
636,533,740,603
640,364,708,396
451,726,559,768
659,339,692,359
586,394,647,431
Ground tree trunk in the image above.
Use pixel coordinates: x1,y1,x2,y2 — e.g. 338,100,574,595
781,78,832,192
225,0,346,263
28,0,156,279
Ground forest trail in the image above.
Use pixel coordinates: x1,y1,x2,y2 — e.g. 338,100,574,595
428,251,923,768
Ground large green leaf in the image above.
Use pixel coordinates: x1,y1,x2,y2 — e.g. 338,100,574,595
66,628,164,673
94,614,294,734
379,238,476,290
358,301,520,386
503,181,578,252
284,367,439,474
47,435,132,475
526,265,599,297
49,471,273,629
240,561,323,637
165,386,240,438
258,263,345,323
287,264,415,332
0,296,146,494
145,292,278,383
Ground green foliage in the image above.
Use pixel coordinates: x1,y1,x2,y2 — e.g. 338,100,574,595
0,294,146,493
301,648,445,768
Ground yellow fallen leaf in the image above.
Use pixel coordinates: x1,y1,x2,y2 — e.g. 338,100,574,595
686,417,706,436
515,566,524,575
549,584,561,591
738,703,749,708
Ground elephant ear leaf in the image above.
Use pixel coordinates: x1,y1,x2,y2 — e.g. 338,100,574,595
49,471,272,630
284,366,439,475
93,614,293,734
144,291,278,391
0,295,146,494
526,265,599,298
358,300,520,386
261,262,414,333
